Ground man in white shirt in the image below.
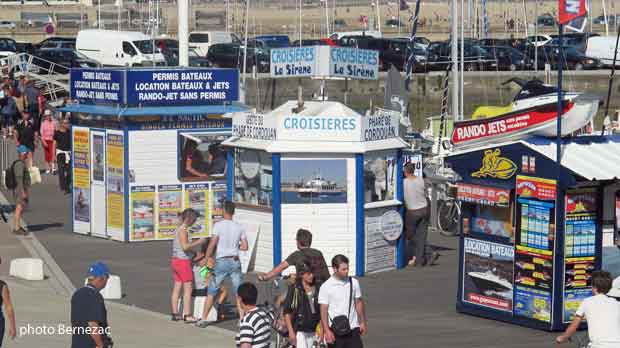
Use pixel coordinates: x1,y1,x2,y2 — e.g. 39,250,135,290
197,200,248,327
319,254,367,348
556,271,620,348
403,163,438,267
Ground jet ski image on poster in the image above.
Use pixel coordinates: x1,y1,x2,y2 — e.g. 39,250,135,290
451,78,601,148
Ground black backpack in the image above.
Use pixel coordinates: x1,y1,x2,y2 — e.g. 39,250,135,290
4,159,30,191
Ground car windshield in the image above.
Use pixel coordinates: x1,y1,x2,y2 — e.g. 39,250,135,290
262,39,289,48
74,50,90,60
189,49,199,57
133,40,156,54
189,33,209,43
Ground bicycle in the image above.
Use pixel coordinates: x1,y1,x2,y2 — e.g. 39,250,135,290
436,182,461,237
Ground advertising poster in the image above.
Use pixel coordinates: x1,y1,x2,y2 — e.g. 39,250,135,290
211,182,227,224
185,183,210,238
514,285,552,322
563,188,597,322
131,186,156,241
517,198,555,251
281,159,348,204
365,208,400,273
73,128,91,224
158,185,183,239
515,245,553,290
463,238,514,312
363,153,397,203
457,184,510,207
106,133,125,231
92,134,105,182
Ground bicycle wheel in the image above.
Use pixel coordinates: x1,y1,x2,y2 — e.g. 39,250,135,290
438,200,460,236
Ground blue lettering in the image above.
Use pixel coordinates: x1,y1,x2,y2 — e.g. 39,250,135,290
327,118,334,129
333,118,342,130
284,117,291,128
291,118,299,128
299,118,307,129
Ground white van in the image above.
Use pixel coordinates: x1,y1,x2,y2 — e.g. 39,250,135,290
586,36,620,67
189,31,240,57
76,29,166,67
329,30,382,41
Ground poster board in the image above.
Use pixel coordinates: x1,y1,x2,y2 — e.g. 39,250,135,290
184,183,210,238
157,184,183,239
106,131,125,240
130,186,156,241
513,175,557,323
562,188,597,322
365,207,400,273
72,127,91,235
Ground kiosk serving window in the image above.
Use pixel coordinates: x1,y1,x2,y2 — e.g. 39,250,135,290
179,132,228,182
363,151,397,203
234,148,272,207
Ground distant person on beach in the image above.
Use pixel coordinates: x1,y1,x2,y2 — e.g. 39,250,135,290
0,257,17,347
170,208,205,323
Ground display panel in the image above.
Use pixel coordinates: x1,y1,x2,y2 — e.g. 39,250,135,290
106,133,125,234
562,188,597,322
513,176,556,323
233,149,272,207
73,128,91,227
185,183,210,237
179,132,228,181
131,186,156,241
363,151,397,203
463,238,514,312
157,184,183,239
281,159,347,204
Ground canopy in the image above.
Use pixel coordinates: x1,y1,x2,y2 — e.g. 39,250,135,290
59,103,249,117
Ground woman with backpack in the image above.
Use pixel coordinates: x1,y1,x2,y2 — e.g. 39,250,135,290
283,261,321,348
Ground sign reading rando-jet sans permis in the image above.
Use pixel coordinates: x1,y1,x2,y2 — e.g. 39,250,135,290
126,68,239,105
70,69,124,104
270,46,378,80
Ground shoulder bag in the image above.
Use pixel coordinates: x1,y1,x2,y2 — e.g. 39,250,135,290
330,277,353,337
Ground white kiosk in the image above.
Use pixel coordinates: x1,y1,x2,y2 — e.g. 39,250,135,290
223,101,409,276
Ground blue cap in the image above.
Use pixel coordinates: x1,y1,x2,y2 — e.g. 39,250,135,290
88,261,110,278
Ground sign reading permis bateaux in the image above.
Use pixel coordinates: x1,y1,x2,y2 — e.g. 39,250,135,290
70,69,124,104
126,69,239,105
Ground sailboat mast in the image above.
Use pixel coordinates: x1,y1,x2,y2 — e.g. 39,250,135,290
451,0,459,120
178,0,189,66
602,23,620,134
602,0,610,36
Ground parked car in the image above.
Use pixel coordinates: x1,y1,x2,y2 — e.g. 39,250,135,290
525,45,601,70
246,37,289,56
291,38,337,46
34,37,76,52
526,35,552,47
206,43,269,72
593,14,618,25
385,18,406,28
189,31,241,57
586,35,620,67
0,21,16,30
427,41,493,71
36,48,99,73
15,41,35,55
76,29,166,67
333,19,347,30
155,39,210,67
0,38,17,58
339,36,427,72
537,14,556,26
481,46,531,70
330,30,382,41
548,33,594,52
253,34,290,48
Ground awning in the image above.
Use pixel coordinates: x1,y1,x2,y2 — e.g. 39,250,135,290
59,103,249,117
221,136,272,151
223,136,408,154
180,131,229,143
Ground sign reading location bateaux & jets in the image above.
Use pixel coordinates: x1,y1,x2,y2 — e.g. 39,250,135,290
70,69,124,104
125,68,239,105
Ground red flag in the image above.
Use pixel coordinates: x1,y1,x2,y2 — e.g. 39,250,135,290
558,0,587,25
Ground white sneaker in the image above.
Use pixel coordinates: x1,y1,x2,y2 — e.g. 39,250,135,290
45,169,51,174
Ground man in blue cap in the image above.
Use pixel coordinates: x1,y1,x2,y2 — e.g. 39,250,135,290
71,261,113,348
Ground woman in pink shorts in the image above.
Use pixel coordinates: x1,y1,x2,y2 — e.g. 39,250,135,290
170,208,205,323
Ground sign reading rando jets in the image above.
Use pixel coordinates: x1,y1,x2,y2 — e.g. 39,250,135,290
271,46,318,78
330,47,379,80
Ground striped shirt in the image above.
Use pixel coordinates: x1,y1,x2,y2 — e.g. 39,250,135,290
236,307,274,348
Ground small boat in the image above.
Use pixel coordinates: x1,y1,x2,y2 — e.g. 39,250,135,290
297,176,344,196
467,270,513,292
451,78,601,148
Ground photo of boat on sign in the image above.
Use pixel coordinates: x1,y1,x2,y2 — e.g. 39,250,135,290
281,159,348,204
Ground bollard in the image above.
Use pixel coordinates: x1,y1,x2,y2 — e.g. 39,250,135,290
10,258,44,280
83,275,122,299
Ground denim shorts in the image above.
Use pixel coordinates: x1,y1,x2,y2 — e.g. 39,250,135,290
208,258,242,296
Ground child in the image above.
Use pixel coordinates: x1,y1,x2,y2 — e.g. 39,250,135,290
192,240,228,324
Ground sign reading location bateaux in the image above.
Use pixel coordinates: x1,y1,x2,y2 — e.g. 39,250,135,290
70,69,124,104
125,68,239,105
330,47,379,80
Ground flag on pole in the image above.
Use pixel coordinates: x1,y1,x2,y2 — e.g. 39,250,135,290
558,0,587,25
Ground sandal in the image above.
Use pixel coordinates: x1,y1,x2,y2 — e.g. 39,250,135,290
13,227,29,236
171,313,182,321
195,319,210,328
183,315,198,323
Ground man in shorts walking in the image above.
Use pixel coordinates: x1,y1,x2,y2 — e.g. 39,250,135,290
197,201,248,327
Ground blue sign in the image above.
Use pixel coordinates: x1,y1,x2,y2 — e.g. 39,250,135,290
125,68,239,105
70,69,124,104
329,47,379,80
271,46,318,78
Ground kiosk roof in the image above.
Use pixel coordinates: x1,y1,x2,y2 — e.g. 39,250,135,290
59,103,248,117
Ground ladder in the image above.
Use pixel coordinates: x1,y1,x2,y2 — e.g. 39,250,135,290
0,53,70,106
